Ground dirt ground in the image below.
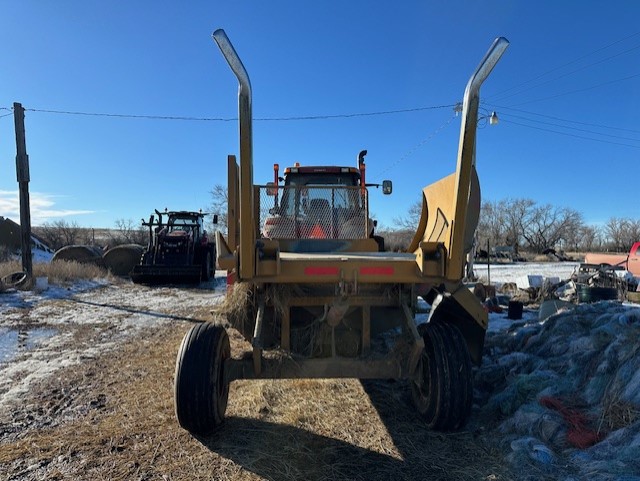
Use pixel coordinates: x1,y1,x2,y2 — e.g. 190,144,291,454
0,281,514,481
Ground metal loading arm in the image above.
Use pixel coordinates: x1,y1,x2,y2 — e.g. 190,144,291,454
409,37,509,281
213,29,255,280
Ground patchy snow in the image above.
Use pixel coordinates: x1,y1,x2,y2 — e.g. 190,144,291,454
0,273,227,409
11,246,55,264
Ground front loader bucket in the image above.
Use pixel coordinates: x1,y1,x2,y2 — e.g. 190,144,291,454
130,265,202,285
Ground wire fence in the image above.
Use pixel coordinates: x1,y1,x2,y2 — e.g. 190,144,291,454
257,185,371,240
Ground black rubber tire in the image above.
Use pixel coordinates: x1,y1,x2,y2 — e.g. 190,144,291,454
174,323,230,436
411,321,473,431
201,251,211,282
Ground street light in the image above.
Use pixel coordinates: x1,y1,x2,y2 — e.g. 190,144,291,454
453,103,498,127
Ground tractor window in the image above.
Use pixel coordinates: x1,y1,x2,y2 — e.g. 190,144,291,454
280,173,362,216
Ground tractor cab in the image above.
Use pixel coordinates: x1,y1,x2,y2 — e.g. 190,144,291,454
262,150,391,245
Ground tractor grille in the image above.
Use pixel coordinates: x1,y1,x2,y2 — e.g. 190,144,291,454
257,185,370,240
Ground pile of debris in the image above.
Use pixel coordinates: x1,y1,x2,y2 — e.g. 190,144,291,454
475,301,640,480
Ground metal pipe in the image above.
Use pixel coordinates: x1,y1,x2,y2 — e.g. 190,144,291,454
212,29,255,279
449,37,509,280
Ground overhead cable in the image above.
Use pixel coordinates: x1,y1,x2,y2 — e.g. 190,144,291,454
490,43,640,103
499,113,640,143
506,72,640,107
487,30,640,100
484,104,640,134
501,119,640,149
375,114,457,176
25,104,456,122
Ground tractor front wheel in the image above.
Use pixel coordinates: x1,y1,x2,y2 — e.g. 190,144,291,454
411,321,473,431
174,323,230,436
201,251,212,281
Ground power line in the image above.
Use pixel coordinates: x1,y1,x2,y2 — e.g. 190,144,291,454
499,113,640,143
375,114,457,176
506,72,640,107
24,104,456,122
0,112,13,119
487,30,640,100
490,43,640,103
484,104,640,134
501,119,640,149
27,108,234,122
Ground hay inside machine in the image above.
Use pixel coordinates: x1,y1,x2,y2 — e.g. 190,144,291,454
131,209,217,285
174,29,509,436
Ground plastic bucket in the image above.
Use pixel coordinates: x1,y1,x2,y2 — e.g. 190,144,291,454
507,300,523,320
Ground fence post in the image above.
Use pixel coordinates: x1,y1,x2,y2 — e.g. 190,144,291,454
13,102,33,285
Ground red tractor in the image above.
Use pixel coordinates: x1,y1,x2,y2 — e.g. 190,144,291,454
131,210,217,284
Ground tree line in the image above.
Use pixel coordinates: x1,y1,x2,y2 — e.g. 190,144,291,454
34,219,146,251
477,198,639,254
392,198,639,254
31,190,638,255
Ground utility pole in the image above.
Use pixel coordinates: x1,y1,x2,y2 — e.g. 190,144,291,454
14,102,33,284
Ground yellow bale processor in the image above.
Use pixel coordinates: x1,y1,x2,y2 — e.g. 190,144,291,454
174,29,509,436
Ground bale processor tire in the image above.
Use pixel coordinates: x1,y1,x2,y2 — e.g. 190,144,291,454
411,321,473,431
174,323,230,436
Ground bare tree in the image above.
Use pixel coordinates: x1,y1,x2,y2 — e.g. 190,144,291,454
376,228,414,251
621,219,640,251
604,217,628,251
503,198,535,253
604,217,640,251
35,219,81,250
109,219,146,246
393,200,422,230
477,198,533,254
569,224,601,252
209,184,228,234
477,200,507,251
521,204,583,253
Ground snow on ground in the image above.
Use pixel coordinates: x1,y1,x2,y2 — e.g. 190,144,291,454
473,261,580,289
0,273,227,410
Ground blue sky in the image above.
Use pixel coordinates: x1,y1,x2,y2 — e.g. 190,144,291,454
1,1,638,230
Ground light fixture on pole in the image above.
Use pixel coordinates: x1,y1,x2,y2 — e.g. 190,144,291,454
453,103,498,127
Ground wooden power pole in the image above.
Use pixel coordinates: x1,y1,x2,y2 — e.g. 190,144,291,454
13,102,33,283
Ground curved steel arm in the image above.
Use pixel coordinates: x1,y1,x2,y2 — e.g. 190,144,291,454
212,29,255,279
449,37,509,280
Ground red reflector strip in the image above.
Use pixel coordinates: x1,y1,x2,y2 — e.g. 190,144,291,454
304,267,340,276
360,266,394,276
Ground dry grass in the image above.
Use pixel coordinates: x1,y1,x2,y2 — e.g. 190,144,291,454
0,260,117,288
0,321,513,481
599,396,640,433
